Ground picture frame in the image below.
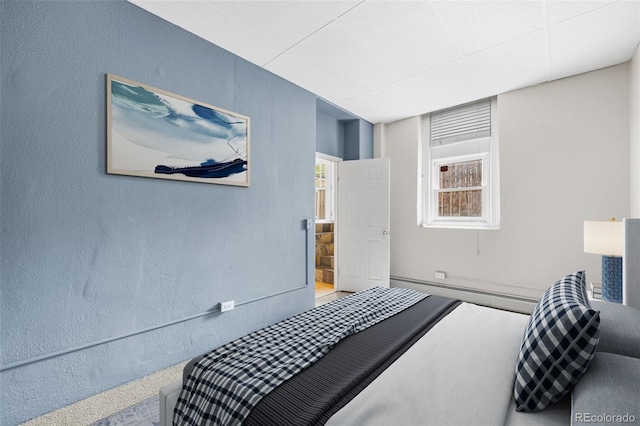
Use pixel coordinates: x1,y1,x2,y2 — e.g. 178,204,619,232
106,73,250,187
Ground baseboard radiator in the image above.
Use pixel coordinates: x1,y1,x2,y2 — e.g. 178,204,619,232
390,275,539,314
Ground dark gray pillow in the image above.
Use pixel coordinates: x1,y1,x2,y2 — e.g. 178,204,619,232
571,352,640,425
590,300,640,359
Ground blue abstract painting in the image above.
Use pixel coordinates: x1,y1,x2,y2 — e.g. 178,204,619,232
107,74,250,186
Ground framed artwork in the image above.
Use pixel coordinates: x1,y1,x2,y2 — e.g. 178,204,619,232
106,73,250,187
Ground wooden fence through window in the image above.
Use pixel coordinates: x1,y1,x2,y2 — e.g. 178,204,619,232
438,159,482,217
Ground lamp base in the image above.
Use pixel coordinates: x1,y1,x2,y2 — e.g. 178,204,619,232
602,255,622,303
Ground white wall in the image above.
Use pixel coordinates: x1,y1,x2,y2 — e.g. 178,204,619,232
382,64,630,305
631,44,640,216
373,122,386,159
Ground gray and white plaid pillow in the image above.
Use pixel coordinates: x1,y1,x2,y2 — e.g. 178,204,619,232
514,271,600,412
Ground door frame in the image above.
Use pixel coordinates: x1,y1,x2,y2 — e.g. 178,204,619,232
315,152,342,291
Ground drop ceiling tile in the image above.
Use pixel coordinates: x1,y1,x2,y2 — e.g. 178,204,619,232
286,21,398,94
466,29,550,96
209,1,360,51
546,0,618,25
341,59,488,123
339,92,400,124
336,1,461,79
433,1,547,55
548,0,640,80
132,0,640,124
333,94,393,124
264,51,359,104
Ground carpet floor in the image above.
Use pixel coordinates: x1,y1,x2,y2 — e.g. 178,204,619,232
91,395,159,426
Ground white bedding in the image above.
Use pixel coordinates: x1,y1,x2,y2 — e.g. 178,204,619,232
160,302,571,426
326,302,570,426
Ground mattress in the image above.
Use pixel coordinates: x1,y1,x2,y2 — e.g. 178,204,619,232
326,302,569,425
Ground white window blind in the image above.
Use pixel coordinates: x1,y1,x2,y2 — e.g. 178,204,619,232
421,96,499,229
430,99,491,147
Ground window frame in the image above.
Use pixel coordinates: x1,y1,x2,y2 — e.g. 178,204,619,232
431,152,488,224
315,154,338,223
420,97,499,230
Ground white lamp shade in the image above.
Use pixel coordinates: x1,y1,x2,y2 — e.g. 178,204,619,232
584,221,624,256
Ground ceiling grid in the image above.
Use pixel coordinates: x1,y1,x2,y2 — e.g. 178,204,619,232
131,0,640,124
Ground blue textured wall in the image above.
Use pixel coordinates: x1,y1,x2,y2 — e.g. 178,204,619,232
344,121,360,160
0,1,315,424
343,120,374,161
316,112,373,160
316,111,345,158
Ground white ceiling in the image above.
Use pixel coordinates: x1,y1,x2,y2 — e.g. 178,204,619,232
130,0,640,124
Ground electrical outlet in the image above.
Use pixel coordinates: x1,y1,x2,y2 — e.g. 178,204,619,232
221,300,235,312
435,271,446,280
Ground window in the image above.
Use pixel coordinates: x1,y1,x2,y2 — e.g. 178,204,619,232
420,97,499,229
315,157,335,222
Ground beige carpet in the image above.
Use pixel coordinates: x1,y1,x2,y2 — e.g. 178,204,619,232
22,361,187,426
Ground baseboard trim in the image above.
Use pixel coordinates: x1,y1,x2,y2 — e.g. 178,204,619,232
390,275,538,313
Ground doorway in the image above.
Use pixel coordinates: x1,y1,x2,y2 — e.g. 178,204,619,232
315,154,339,298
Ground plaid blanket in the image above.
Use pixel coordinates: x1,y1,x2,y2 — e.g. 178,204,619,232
173,287,428,426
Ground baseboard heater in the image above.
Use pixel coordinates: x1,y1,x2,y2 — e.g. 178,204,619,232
390,275,539,313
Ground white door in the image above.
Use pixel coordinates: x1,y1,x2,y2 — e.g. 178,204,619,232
337,158,390,292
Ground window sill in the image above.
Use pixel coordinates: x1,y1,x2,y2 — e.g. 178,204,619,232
420,222,500,230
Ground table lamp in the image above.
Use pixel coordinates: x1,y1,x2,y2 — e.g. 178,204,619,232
584,218,624,303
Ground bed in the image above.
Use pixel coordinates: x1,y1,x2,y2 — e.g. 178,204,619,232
160,271,640,426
